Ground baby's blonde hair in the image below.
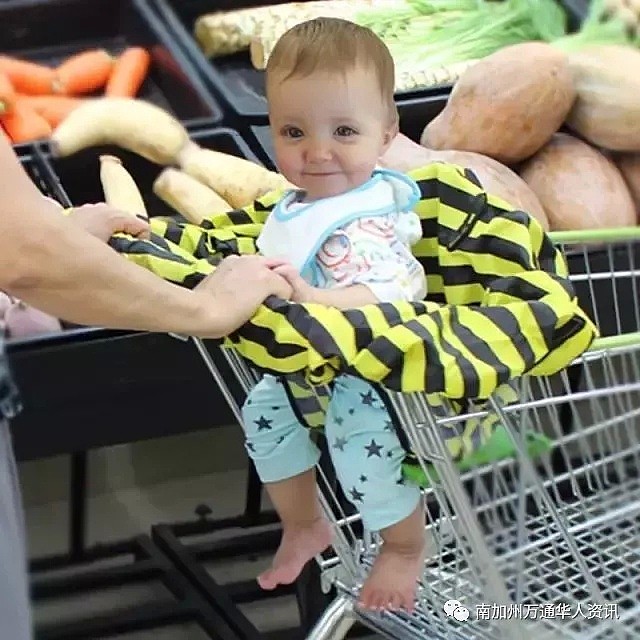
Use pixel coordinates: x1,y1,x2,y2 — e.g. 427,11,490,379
265,17,398,127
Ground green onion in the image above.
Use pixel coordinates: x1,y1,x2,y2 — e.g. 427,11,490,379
359,0,569,78
552,0,639,50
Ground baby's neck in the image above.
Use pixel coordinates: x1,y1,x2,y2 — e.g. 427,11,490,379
299,173,377,203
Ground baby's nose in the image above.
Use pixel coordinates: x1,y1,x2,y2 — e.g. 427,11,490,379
305,141,332,162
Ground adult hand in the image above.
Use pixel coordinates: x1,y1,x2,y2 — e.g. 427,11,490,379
66,203,150,242
194,255,293,335
272,262,315,303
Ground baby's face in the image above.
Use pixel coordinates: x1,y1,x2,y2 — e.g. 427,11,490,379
268,66,397,201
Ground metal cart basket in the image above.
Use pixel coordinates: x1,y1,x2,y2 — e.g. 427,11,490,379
191,227,640,640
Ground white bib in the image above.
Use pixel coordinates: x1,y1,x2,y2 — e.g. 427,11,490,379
256,169,421,274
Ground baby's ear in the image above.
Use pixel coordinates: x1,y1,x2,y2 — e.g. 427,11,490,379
382,123,399,152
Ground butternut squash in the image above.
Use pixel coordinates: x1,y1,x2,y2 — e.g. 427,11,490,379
420,42,576,164
380,133,549,229
519,133,636,231
565,45,640,152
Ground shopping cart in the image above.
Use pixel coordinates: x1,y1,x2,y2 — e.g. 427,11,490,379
186,227,640,640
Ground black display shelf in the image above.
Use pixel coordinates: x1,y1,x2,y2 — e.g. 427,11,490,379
0,0,222,127
32,534,249,640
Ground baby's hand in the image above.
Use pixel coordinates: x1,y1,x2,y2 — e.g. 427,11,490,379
272,263,316,303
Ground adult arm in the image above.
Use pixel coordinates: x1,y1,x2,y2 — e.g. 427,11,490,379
0,139,288,338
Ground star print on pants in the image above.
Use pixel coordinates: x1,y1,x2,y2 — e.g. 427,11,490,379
246,442,255,452
384,420,394,432
365,439,383,457
350,487,365,502
360,391,376,406
333,436,347,452
359,474,368,483
334,416,344,426
254,416,273,431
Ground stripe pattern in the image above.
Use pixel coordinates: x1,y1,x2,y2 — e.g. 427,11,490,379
109,162,597,479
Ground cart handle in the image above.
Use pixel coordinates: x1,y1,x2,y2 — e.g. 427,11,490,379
549,227,640,244
587,332,640,353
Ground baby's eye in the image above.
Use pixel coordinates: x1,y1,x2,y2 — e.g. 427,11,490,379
282,126,304,139
335,126,357,137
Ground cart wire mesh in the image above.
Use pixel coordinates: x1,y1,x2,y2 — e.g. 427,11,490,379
191,227,640,640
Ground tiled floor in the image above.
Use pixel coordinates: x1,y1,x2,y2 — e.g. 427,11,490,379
25,467,381,639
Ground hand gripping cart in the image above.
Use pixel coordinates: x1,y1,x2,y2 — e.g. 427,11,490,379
188,227,640,640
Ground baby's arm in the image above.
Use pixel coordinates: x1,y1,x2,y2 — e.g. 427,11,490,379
274,216,424,309
272,264,378,308
309,283,378,308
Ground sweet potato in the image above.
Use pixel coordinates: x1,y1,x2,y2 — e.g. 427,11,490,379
380,134,548,229
565,45,640,152
4,301,62,338
519,133,636,231
420,42,576,164
613,153,640,214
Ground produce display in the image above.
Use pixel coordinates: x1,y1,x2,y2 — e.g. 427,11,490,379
420,42,576,164
192,0,640,93
50,97,292,211
0,47,151,144
2,0,638,317
47,28,640,239
400,36,640,232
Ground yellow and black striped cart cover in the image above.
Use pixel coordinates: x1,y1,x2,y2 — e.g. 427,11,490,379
110,162,598,483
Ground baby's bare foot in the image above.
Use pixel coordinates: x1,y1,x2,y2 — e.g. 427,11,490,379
258,518,333,590
358,540,425,613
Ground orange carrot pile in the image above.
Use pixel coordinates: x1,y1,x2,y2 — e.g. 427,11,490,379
106,47,150,98
0,72,16,116
2,102,52,144
0,46,151,144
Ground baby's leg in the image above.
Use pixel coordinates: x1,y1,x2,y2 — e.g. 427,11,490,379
242,377,332,590
326,376,426,612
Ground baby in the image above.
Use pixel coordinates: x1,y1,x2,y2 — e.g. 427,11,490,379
241,17,428,612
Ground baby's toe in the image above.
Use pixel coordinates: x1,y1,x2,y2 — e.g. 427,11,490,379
400,589,416,613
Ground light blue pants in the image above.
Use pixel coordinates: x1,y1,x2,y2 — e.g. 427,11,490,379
241,375,421,532
0,420,32,639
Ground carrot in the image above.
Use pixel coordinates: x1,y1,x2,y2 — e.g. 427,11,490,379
18,95,84,128
0,55,56,95
1,102,52,143
53,49,114,95
105,47,151,98
0,72,16,116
